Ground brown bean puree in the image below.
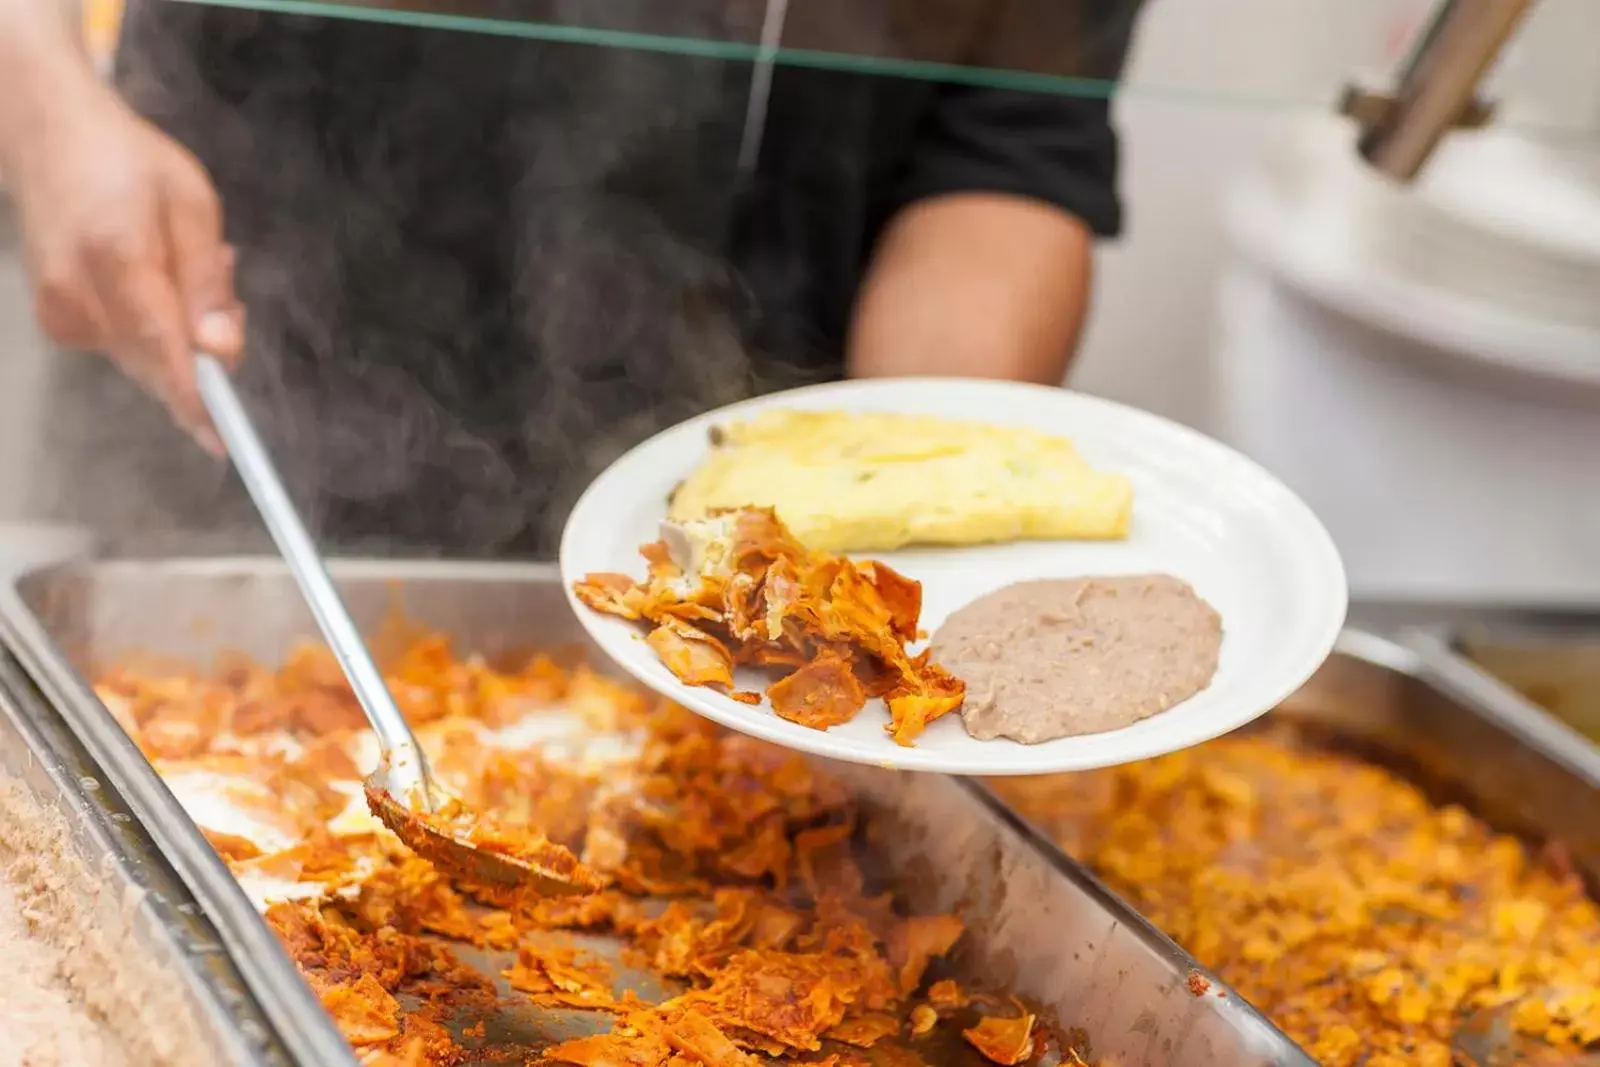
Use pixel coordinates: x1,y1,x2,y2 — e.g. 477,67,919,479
929,574,1222,744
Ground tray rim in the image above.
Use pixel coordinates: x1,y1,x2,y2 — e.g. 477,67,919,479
0,528,358,1067
1402,624,1600,784
0,651,273,1067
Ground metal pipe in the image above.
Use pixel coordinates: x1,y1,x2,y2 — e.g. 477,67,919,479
1345,0,1537,183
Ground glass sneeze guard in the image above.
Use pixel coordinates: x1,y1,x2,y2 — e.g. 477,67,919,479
140,0,1600,148
161,0,1131,95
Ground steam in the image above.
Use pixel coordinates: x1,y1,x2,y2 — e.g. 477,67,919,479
29,0,1130,559
31,2,820,560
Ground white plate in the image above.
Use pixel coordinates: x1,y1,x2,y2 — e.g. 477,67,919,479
560,378,1347,775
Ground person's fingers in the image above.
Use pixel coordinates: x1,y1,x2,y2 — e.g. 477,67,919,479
85,235,213,446
163,157,244,368
33,278,107,351
195,306,244,364
26,244,111,351
193,424,226,457
195,246,246,368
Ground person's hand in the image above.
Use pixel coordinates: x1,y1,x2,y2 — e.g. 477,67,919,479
9,78,244,452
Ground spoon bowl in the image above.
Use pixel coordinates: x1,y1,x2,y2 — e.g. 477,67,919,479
363,774,599,894
196,353,597,895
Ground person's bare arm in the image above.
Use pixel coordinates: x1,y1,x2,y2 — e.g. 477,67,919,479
846,192,1094,385
0,0,243,450
0,1,89,178
843,0,1141,386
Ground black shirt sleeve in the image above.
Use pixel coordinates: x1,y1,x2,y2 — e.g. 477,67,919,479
890,0,1147,239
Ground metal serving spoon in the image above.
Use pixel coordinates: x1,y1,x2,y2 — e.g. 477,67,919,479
194,354,590,893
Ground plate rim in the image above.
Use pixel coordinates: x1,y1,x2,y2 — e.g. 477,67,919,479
559,377,1349,775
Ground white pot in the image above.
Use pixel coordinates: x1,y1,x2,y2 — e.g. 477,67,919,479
1214,118,1600,606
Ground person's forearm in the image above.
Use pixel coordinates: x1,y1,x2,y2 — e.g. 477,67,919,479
846,192,1094,385
0,0,92,178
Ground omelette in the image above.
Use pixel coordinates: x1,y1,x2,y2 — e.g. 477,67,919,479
667,410,1133,553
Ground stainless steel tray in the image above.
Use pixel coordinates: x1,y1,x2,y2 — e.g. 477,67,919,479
0,603,292,1064
992,628,1600,1038
1281,630,1600,891
0,529,1307,1067
1443,620,1600,749
1398,627,1600,890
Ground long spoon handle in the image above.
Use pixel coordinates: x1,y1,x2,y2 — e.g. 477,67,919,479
193,354,429,797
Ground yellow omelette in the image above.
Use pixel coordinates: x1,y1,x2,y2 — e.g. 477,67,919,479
667,409,1133,553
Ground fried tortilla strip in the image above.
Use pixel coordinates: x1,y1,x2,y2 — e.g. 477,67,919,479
767,651,867,730
925,980,969,1012
572,507,964,746
819,565,909,666
648,618,737,690
504,944,619,1011
663,1009,758,1067
574,573,646,620
890,915,965,995
669,949,863,1052
963,1015,1036,1066
309,972,402,1047
203,827,265,861
826,1013,903,1048
885,660,966,746
856,561,921,642
546,1013,674,1067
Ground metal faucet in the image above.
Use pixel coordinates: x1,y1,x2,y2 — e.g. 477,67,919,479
1341,0,1536,183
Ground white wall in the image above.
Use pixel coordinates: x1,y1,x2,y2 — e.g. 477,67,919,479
1071,0,1600,434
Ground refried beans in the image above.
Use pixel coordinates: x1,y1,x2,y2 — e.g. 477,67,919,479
929,574,1222,744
